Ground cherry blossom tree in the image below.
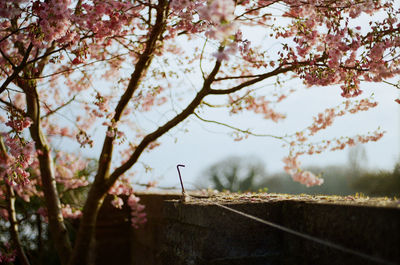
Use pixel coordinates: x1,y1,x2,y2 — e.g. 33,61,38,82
0,0,399,264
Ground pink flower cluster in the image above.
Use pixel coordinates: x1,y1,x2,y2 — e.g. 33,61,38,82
5,116,32,132
127,195,147,229
74,1,139,42
229,94,285,122
108,180,147,228
212,42,239,62
32,0,78,47
37,204,82,220
273,0,399,98
197,0,235,26
94,92,110,113
108,179,132,196
54,152,89,190
308,98,378,136
111,196,124,209
1,134,35,186
197,0,238,45
0,0,27,19
0,242,16,264
283,97,382,187
168,0,207,38
12,175,40,202
330,131,385,151
37,207,47,219
102,120,124,139
282,155,323,187
140,86,167,112
76,130,93,148
61,204,82,219
284,127,385,186
0,208,8,221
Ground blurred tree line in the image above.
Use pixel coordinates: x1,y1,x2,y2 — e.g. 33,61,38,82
199,146,400,197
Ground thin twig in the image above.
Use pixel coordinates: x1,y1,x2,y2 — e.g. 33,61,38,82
193,112,287,142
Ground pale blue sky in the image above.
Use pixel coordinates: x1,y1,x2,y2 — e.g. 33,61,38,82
135,79,400,189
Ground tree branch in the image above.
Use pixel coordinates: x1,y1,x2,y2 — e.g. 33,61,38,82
5,185,31,265
0,26,29,44
68,1,170,265
0,98,25,117
41,95,77,119
105,50,223,189
94,0,169,184
24,82,72,265
0,48,16,69
22,52,130,80
209,64,295,95
193,112,287,141
0,43,33,95
0,137,30,265
234,0,279,20
209,56,327,95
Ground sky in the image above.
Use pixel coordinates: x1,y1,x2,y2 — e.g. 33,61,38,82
135,79,400,190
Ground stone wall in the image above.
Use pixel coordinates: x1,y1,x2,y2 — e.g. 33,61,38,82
95,192,400,265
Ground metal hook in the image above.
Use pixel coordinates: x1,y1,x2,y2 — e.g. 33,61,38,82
177,164,185,194
177,164,188,202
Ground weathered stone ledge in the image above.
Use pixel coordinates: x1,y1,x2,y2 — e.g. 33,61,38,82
95,191,400,265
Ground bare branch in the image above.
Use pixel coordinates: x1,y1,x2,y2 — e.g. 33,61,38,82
199,39,208,80
214,73,271,81
0,98,25,116
35,43,57,78
5,184,31,265
382,80,400,89
0,26,29,44
22,52,130,80
234,0,280,20
209,64,296,95
0,48,16,69
193,112,287,141
210,55,327,95
41,95,77,119
93,0,169,184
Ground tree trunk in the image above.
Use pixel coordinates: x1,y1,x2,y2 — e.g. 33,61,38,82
68,2,169,264
25,84,72,265
6,184,31,265
67,182,107,265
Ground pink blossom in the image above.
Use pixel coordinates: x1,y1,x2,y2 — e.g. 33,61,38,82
0,242,16,263
111,196,124,209
61,204,82,219
76,130,93,148
282,156,323,187
1,134,36,186
5,117,32,132
37,207,48,219
291,171,324,187
72,57,83,65
0,209,9,221
128,194,147,228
